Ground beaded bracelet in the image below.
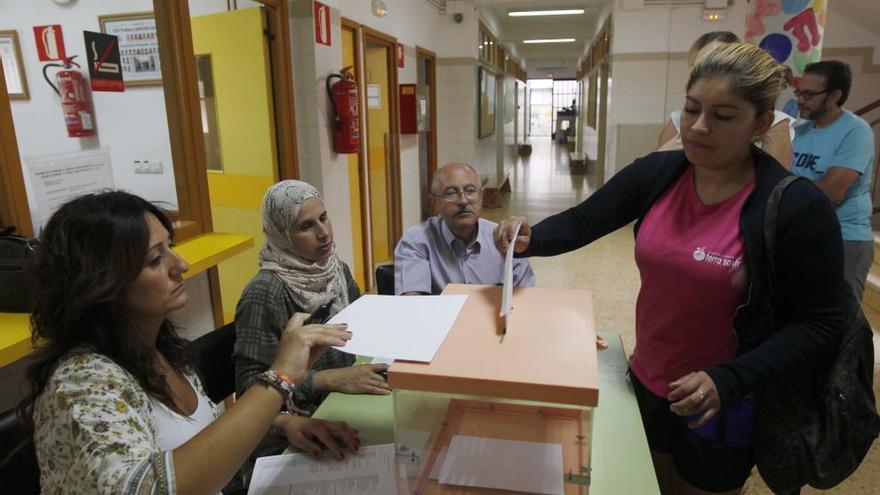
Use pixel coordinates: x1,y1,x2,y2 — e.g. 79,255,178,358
257,369,309,416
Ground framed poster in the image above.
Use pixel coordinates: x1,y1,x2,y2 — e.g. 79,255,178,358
99,12,161,86
478,66,495,139
0,30,29,99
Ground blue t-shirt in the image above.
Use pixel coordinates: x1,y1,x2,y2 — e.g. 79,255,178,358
792,110,876,241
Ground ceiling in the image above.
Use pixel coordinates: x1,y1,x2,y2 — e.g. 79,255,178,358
474,0,610,79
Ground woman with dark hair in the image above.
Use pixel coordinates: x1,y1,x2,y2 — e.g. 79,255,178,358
20,190,354,494
656,31,796,169
496,43,847,494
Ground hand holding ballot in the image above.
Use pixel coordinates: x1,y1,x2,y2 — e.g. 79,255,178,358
494,215,531,254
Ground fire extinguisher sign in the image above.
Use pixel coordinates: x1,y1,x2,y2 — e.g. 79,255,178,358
83,31,124,92
314,1,331,46
33,25,67,62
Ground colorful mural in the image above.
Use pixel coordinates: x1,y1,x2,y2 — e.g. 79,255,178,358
745,0,829,116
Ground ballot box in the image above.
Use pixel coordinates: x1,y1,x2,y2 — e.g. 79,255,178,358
388,284,600,494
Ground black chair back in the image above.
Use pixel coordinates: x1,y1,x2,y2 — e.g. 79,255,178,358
0,406,39,494
376,264,395,295
189,322,236,403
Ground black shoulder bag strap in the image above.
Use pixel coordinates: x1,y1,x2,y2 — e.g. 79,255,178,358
763,175,808,299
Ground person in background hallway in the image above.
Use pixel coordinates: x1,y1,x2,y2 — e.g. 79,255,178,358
657,31,796,169
235,180,390,415
394,163,535,295
496,43,846,495
792,60,876,303
21,191,354,494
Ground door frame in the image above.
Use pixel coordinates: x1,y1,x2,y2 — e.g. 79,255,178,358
342,17,373,290
362,26,403,255
256,0,300,180
416,46,438,219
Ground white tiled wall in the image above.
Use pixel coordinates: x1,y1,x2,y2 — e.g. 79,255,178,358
437,62,478,172
609,59,672,126
289,1,356,270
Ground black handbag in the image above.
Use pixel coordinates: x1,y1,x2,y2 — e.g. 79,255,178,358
755,177,880,493
0,227,38,313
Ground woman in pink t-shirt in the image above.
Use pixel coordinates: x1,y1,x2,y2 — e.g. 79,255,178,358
496,43,847,495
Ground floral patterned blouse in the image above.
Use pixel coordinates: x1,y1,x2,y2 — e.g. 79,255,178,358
34,352,218,494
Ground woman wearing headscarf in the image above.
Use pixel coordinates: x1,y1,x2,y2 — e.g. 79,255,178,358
234,180,390,420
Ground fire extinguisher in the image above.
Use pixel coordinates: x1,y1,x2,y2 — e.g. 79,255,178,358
326,67,359,154
42,56,96,138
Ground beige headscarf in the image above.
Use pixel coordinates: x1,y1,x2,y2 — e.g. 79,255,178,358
259,180,349,316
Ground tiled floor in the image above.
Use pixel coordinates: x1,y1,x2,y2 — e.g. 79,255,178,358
481,139,880,494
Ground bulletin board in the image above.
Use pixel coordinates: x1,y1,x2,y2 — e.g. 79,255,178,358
478,66,495,139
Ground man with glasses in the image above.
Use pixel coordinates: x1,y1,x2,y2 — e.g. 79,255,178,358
394,163,535,295
792,60,876,302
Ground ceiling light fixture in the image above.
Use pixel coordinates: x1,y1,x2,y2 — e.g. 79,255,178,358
523,38,576,44
509,9,585,17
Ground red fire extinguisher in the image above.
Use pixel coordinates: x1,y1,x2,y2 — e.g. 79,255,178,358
42,56,96,138
326,67,359,154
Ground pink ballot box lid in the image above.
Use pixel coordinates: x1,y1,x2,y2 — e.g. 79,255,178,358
388,284,599,407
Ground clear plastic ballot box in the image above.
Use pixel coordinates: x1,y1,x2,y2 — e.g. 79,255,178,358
388,284,600,494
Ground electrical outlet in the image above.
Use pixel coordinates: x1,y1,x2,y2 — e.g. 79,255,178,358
146,160,163,174
134,160,164,174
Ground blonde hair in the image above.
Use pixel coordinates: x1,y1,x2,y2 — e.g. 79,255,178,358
687,31,739,66
687,42,790,115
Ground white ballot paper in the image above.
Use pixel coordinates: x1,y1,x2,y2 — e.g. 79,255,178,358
500,222,522,320
327,294,468,362
438,435,564,495
247,444,397,495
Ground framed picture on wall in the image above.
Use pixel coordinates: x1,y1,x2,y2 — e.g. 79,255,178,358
99,12,161,86
0,30,29,99
478,66,495,139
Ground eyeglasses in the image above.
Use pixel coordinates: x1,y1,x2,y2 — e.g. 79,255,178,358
794,89,830,100
438,186,482,203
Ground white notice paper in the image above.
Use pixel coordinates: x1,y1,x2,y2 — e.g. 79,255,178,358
23,148,115,232
500,221,521,320
247,444,397,495
438,435,564,495
328,294,467,362
367,83,381,109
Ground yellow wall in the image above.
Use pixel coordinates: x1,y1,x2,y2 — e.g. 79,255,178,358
342,28,365,289
192,8,277,322
365,45,391,263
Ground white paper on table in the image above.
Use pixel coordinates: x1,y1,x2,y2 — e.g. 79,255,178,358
327,294,468,362
247,444,397,495
437,435,564,495
371,356,394,365
500,221,522,319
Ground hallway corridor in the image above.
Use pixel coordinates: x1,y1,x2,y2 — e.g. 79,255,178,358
482,139,880,494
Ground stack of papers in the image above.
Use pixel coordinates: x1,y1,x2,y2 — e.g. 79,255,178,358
248,444,397,495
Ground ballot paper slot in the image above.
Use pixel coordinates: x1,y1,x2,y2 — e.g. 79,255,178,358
394,395,592,495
